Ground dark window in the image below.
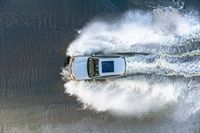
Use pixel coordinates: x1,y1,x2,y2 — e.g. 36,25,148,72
102,61,114,73
87,58,99,78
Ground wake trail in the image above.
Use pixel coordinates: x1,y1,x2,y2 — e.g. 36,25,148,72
67,8,200,56
122,31,200,55
65,75,200,121
63,7,200,121
125,53,200,77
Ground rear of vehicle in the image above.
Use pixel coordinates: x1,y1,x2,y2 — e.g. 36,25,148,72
89,57,126,80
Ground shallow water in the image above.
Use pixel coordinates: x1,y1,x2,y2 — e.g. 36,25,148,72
1,0,200,133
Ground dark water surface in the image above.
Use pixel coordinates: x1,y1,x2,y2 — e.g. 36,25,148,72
0,0,200,132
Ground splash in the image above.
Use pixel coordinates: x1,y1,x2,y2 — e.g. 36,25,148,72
65,76,179,115
125,54,200,77
65,76,200,121
67,8,200,56
63,8,200,121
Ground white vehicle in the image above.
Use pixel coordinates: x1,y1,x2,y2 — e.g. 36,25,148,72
63,55,126,81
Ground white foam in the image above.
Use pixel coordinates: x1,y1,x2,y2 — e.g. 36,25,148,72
63,8,200,121
65,77,179,115
125,55,200,77
67,8,200,56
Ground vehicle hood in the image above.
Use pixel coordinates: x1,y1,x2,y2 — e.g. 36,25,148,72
72,56,89,80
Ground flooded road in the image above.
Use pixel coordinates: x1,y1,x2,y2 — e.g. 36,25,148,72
0,0,200,132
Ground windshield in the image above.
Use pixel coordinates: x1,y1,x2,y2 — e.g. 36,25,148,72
87,58,99,78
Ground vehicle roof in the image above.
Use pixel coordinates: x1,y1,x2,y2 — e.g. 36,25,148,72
98,57,126,76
